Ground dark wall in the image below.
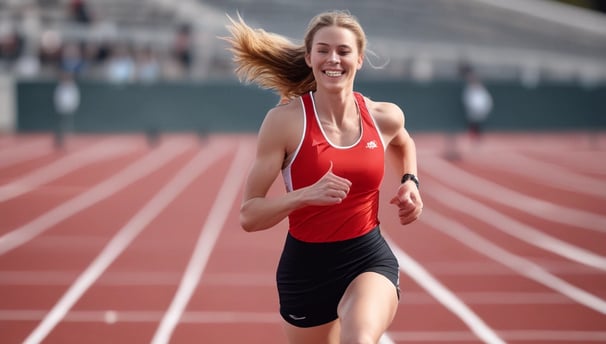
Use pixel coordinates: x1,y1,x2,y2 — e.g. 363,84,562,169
16,80,606,134
17,81,277,134
356,80,606,132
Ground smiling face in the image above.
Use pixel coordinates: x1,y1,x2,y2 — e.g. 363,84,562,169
305,25,364,93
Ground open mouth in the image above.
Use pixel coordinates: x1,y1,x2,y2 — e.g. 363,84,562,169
324,70,344,77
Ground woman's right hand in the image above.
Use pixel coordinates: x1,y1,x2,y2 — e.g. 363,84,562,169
301,162,351,206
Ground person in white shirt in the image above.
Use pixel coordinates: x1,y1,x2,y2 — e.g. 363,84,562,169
462,67,493,141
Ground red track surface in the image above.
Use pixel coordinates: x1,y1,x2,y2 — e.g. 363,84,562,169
0,132,605,344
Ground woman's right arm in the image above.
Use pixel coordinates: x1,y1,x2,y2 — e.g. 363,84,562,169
240,106,351,232
240,106,304,232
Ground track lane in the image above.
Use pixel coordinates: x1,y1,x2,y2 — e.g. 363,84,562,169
26,137,236,344
0,136,201,343
0,132,605,344
448,151,606,219
378,135,606,342
0,137,196,255
175,137,287,343
0,137,146,202
0,135,57,169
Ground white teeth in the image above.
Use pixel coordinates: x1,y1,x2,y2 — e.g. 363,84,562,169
325,71,343,77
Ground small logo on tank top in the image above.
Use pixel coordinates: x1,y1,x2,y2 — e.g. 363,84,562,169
365,140,378,149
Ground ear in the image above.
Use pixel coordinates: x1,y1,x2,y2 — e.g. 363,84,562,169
357,54,364,70
305,52,312,68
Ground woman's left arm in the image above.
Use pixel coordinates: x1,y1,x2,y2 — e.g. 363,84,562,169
372,100,424,225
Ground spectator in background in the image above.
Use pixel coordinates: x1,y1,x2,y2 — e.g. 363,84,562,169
171,23,193,76
135,46,160,83
0,28,24,67
80,39,112,78
38,29,63,76
106,43,135,83
15,50,40,78
60,41,86,76
53,71,80,149
460,64,493,142
69,0,93,25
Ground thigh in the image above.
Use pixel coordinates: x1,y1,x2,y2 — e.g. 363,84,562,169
282,319,340,344
337,272,399,343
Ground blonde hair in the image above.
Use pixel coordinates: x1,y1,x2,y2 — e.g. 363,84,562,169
222,11,367,100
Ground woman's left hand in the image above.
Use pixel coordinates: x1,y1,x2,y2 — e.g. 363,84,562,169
389,182,423,225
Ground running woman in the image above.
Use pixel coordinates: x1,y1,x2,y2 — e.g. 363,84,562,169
223,10,423,344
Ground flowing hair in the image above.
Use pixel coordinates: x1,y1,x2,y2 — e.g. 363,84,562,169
221,11,367,101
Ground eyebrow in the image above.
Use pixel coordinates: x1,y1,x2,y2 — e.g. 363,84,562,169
315,42,353,49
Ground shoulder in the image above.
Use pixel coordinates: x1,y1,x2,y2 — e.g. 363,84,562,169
263,97,303,128
258,96,304,152
360,95,405,135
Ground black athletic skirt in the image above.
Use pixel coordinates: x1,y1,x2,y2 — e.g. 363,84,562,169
276,226,400,328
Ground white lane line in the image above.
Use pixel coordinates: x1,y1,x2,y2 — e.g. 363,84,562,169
419,260,601,275
499,330,606,342
7,309,606,341
399,291,573,305
151,142,252,344
0,271,575,304
9,308,606,341
22,140,231,344
0,310,280,324
0,139,191,256
6,307,606,342
385,235,506,344
0,138,139,202
0,139,53,169
379,333,396,344
426,181,606,271
526,150,606,176
466,151,606,199
389,330,606,342
424,210,606,315
0,270,182,286
421,157,606,233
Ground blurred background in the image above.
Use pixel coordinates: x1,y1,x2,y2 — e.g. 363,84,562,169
0,0,605,135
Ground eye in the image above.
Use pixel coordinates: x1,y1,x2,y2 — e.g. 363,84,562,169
338,48,352,56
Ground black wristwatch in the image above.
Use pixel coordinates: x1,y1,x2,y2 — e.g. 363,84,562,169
401,173,420,189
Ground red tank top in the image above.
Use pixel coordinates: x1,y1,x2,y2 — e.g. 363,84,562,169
282,92,385,242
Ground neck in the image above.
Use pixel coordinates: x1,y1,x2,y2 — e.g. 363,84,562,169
313,90,356,124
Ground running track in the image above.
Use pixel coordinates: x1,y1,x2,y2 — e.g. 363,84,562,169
0,132,605,344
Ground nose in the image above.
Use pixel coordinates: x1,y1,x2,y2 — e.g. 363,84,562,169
328,51,339,63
